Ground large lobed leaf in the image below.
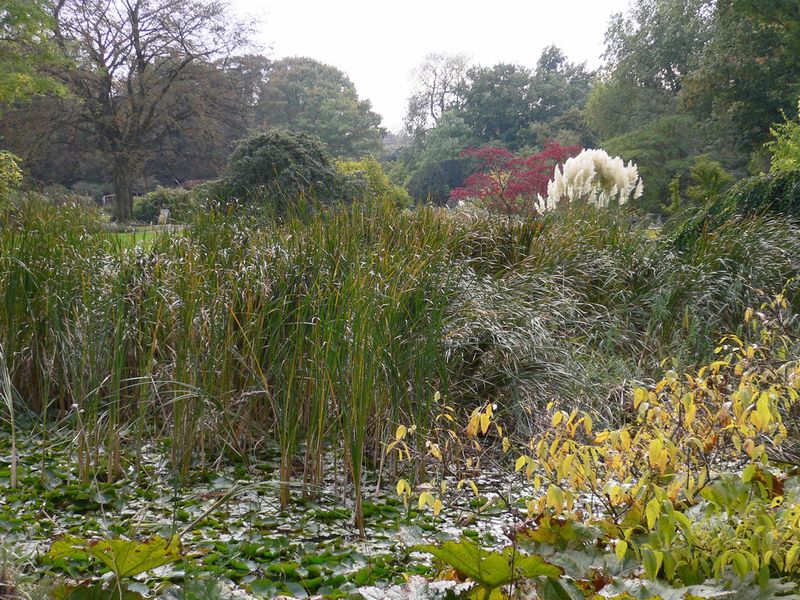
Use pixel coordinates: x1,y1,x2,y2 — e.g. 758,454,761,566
414,537,562,589
50,535,182,579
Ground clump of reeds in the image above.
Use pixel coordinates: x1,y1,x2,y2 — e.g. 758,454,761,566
3,195,800,533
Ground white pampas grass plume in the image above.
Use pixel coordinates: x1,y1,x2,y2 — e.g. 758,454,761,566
543,149,643,212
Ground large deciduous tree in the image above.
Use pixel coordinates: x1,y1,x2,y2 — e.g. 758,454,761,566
529,46,593,126
1,54,263,192
460,63,534,150
255,57,384,159
458,49,592,151
684,0,800,155
45,0,247,221
602,0,713,95
587,0,713,142
404,52,470,133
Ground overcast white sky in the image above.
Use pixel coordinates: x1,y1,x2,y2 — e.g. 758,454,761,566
231,0,632,132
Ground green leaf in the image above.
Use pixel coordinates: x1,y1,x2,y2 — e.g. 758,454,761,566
284,582,308,598
414,538,562,591
49,537,89,561
50,535,182,579
730,552,748,580
51,582,145,600
642,547,663,580
615,540,628,563
537,577,585,600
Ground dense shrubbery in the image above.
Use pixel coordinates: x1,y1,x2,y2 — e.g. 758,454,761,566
398,291,800,597
766,99,800,173
407,158,472,206
221,130,336,213
336,157,412,208
670,169,800,249
132,186,198,223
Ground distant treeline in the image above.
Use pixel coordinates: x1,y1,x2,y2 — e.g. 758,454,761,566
1,0,799,216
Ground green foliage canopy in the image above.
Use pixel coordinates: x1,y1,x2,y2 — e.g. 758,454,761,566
684,0,800,156
256,57,384,159
0,0,61,106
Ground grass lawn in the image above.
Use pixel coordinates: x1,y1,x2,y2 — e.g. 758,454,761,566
110,225,180,249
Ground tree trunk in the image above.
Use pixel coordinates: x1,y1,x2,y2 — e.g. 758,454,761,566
112,162,134,222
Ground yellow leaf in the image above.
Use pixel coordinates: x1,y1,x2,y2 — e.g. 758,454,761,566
552,411,563,427
502,437,511,453
396,479,409,497
515,455,526,472
633,387,648,409
546,485,564,515
685,403,697,428
755,394,772,431
649,438,663,470
615,540,628,562
432,498,442,516
419,491,433,509
466,415,479,438
480,412,490,435
561,454,575,480
395,425,407,441
786,544,800,571
619,429,631,451
646,498,661,529
594,431,611,444
469,480,479,498
525,459,535,479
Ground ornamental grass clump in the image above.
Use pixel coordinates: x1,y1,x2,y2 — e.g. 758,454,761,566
537,148,643,213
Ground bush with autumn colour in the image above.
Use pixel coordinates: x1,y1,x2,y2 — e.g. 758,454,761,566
449,142,581,216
